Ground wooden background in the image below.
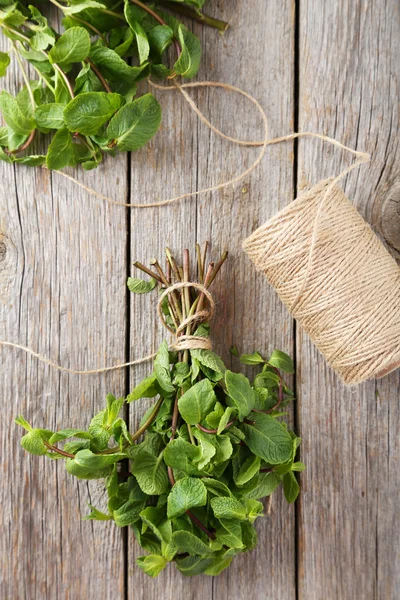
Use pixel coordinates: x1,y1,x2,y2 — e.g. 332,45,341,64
1,0,399,598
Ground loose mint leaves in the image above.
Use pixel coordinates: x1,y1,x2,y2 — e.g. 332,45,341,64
0,0,224,167
106,93,162,151
64,92,124,136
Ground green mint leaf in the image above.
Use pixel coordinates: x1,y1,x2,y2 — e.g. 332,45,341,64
268,350,294,374
211,496,247,521
105,393,124,425
232,447,261,486
254,370,281,389
283,471,300,503
172,530,213,556
127,373,158,402
139,506,172,544
190,349,226,381
114,499,145,527
89,45,149,82
0,90,35,135
225,370,255,420
124,5,150,64
202,478,232,498
106,93,161,151
243,498,264,523
215,519,244,549
148,25,173,59
74,448,125,471
83,503,112,521
178,378,216,425
64,92,124,136
62,1,107,15
241,413,293,464
48,27,91,66
49,429,92,444
127,275,157,294
163,438,202,473
131,449,169,495
137,554,167,578
167,476,207,519
173,24,201,78
175,555,215,576
20,429,49,456
15,415,32,432
154,340,175,393
46,127,76,170
217,406,235,434
291,461,306,472
0,50,10,77
35,103,65,130
240,351,265,365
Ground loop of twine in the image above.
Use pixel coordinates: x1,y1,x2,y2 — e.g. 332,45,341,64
3,79,372,379
0,282,213,375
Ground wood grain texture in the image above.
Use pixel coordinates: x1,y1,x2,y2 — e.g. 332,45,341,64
0,42,128,600
127,1,296,598
296,1,400,599
0,0,399,599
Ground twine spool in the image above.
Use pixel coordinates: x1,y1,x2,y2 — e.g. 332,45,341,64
243,179,400,385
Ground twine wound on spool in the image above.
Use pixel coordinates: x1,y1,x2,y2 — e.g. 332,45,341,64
0,282,214,375
243,179,400,385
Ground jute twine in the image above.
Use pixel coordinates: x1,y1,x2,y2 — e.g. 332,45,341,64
243,179,400,384
1,79,398,384
0,282,214,375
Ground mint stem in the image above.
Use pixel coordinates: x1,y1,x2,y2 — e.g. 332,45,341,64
154,1,229,32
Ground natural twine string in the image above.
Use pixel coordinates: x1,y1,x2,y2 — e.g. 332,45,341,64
4,79,395,385
53,80,369,212
0,282,214,375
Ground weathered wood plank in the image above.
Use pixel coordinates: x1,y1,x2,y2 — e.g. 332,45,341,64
128,0,296,598
297,1,400,598
0,55,128,600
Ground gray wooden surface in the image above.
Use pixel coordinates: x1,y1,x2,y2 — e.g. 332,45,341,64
0,1,399,598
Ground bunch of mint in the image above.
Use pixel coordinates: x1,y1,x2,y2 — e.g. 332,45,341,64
16,245,303,578
0,1,227,169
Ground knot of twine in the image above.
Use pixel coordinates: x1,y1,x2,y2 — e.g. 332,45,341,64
0,282,215,375
157,281,215,352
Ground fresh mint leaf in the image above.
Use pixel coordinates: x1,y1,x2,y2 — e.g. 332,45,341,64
132,449,169,495
48,27,91,66
0,50,10,76
173,24,201,78
172,530,212,556
225,371,255,420
241,413,293,464
64,92,124,135
0,90,35,135
268,350,294,374
167,477,207,518
106,93,161,151
127,275,157,294
240,351,265,365
83,504,112,521
283,471,300,503
178,378,216,425
137,554,167,577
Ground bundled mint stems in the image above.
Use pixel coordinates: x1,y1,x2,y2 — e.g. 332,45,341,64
16,244,303,578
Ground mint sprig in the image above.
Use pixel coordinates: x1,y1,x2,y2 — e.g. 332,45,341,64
16,244,302,578
0,1,227,169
